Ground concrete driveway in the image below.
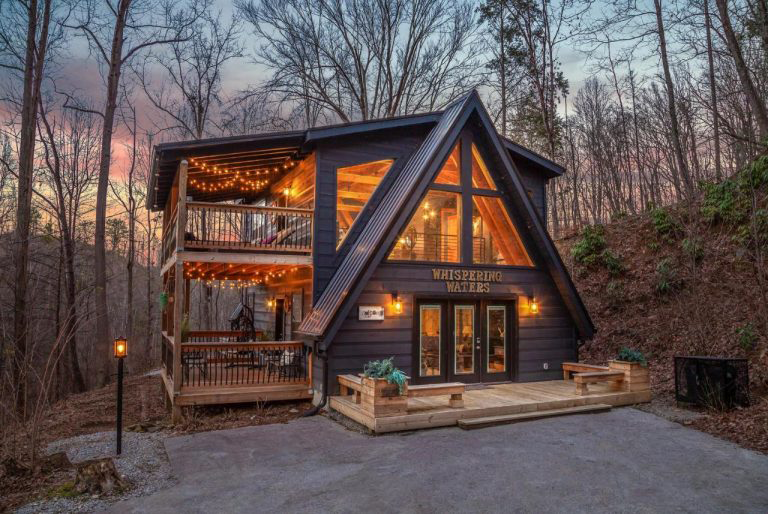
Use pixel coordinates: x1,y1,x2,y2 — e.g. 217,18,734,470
112,408,768,513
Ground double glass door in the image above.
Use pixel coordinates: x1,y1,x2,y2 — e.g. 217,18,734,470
415,299,514,384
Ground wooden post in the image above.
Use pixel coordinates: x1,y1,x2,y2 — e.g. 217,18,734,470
176,160,188,253
171,160,188,424
171,260,184,423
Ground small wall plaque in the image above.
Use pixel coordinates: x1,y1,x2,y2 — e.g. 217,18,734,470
358,306,385,321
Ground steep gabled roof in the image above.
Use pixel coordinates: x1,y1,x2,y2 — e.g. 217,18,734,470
297,90,594,344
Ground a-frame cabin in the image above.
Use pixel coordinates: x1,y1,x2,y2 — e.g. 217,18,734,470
149,90,607,423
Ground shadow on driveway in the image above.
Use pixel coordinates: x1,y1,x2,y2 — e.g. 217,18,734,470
112,408,768,513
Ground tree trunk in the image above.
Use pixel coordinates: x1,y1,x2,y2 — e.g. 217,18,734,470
714,0,768,141
653,0,694,199
12,0,52,416
704,0,723,180
94,2,130,385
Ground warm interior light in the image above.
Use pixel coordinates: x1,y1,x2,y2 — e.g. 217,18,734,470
529,297,539,314
114,337,127,358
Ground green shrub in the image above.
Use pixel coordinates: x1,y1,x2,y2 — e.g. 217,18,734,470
651,206,680,241
736,323,758,351
681,237,704,263
571,225,624,275
571,225,607,266
655,258,679,294
363,357,408,394
601,250,624,276
616,347,648,366
701,155,768,226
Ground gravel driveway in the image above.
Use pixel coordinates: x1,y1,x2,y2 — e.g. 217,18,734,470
111,408,768,513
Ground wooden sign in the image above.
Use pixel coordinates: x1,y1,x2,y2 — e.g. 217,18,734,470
358,306,385,320
431,268,502,293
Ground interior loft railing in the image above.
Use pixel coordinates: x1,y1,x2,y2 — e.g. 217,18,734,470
185,201,313,253
179,340,310,388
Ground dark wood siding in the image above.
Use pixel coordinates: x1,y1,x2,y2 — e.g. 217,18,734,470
514,159,548,227
321,262,577,392
312,129,429,304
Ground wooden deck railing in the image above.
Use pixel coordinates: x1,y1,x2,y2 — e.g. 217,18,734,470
185,330,263,342
162,208,178,264
180,341,310,388
184,202,313,253
161,333,174,381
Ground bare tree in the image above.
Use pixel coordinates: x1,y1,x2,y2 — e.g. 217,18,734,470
138,8,243,139
237,0,481,124
66,0,200,385
0,0,60,415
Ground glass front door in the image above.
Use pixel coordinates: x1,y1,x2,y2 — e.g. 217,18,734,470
415,299,514,384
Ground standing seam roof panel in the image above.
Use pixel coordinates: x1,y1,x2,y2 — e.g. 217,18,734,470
297,94,471,337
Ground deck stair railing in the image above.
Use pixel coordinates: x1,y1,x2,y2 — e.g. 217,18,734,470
180,340,309,388
185,201,313,253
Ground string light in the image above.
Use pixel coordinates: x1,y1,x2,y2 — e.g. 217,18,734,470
187,156,299,194
181,263,301,289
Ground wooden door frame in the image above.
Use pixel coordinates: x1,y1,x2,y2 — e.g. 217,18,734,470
411,293,519,385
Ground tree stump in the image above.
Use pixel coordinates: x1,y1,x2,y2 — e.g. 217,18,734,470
74,458,127,495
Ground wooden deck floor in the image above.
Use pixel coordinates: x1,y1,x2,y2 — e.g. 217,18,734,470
329,380,651,433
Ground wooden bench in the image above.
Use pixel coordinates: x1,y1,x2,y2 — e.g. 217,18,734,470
573,371,625,395
561,362,610,380
338,374,364,404
408,383,465,408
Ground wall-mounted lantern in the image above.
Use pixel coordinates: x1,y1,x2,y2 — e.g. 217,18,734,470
266,297,276,310
529,296,539,315
392,293,403,314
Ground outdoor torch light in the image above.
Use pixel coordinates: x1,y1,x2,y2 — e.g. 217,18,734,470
529,296,539,315
114,337,127,455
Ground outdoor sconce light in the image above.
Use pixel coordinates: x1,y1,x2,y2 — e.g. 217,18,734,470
283,187,292,197
392,293,403,314
114,337,128,359
529,296,539,315
266,297,276,309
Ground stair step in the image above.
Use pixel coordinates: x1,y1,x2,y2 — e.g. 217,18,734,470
458,403,612,430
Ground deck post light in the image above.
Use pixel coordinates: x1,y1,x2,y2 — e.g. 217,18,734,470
113,337,127,455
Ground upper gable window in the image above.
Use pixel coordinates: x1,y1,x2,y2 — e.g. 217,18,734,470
337,159,394,247
434,143,460,185
388,138,533,267
471,144,497,190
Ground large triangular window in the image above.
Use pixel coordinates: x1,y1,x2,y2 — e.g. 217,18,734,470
388,138,532,266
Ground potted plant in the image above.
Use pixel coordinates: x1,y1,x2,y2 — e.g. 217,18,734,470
360,357,409,417
608,347,649,392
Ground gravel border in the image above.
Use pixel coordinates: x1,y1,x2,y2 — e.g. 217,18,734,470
16,431,175,513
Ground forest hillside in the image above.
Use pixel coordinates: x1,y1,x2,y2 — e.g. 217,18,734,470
556,154,768,450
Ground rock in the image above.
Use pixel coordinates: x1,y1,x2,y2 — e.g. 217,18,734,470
289,408,299,413
35,451,72,474
74,458,128,495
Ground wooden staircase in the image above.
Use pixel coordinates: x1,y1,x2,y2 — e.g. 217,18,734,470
457,403,612,430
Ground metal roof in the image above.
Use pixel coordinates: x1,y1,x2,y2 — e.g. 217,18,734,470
148,111,564,210
297,89,594,343
297,93,472,337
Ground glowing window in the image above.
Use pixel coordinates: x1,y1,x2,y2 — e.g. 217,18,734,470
336,159,394,247
434,142,460,185
389,190,461,263
471,144,497,190
472,196,532,266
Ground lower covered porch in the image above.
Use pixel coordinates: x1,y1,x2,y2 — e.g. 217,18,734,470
330,379,651,433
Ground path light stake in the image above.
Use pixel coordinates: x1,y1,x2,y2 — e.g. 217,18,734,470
114,337,127,455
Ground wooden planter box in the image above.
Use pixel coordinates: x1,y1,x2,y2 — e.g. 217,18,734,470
360,376,408,417
608,360,650,392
